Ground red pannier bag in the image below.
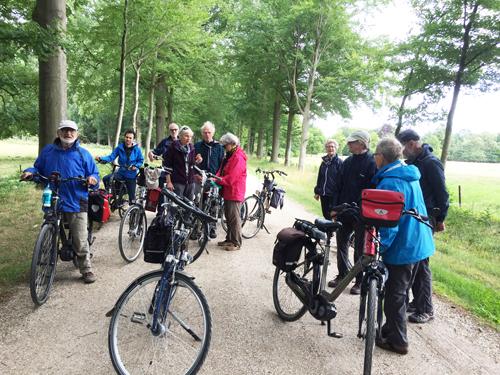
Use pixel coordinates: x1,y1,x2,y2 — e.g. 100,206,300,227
145,188,162,212
88,189,111,223
361,189,404,228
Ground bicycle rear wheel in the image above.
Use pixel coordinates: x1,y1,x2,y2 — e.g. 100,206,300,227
241,196,264,239
119,205,147,262
30,223,58,306
187,217,209,262
108,270,212,375
363,278,378,375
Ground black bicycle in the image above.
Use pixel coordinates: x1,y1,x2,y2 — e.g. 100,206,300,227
272,202,431,375
108,188,215,375
24,172,94,306
242,168,286,239
97,161,131,218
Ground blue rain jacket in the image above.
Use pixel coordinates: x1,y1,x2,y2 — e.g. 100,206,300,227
25,139,100,213
100,142,144,180
372,160,435,265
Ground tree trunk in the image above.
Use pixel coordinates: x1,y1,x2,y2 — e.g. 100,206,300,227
33,0,67,154
167,86,174,124
284,110,294,167
96,123,101,144
135,107,142,146
113,0,129,148
270,91,281,162
395,93,409,136
145,73,156,157
256,125,264,159
155,75,166,144
131,61,141,133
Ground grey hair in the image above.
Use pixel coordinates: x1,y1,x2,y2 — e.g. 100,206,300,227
201,121,215,133
376,137,403,163
220,132,240,146
325,139,339,148
178,126,193,138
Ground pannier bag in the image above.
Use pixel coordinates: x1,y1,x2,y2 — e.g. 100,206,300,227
145,188,162,212
361,189,405,228
272,227,306,271
88,189,111,223
270,187,285,209
143,218,171,263
136,167,146,187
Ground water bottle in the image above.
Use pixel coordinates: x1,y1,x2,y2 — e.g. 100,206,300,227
42,185,52,208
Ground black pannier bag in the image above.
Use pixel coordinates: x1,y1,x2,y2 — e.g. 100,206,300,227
270,187,285,209
272,227,306,271
143,218,171,263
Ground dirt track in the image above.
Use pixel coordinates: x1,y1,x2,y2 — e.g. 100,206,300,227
0,176,498,375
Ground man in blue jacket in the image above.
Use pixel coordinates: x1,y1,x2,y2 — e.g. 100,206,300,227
372,137,435,354
329,130,377,294
96,129,144,203
397,129,449,324
21,120,100,283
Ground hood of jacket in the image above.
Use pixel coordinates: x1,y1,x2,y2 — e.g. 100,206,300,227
372,160,421,185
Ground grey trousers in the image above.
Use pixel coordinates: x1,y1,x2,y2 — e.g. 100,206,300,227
223,200,242,247
63,212,92,274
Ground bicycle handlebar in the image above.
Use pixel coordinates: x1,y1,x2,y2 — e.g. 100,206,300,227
294,219,327,241
255,168,287,177
97,160,135,171
161,188,217,223
22,172,88,186
193,165,222,181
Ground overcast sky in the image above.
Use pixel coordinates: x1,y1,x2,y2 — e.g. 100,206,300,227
313,0,500,137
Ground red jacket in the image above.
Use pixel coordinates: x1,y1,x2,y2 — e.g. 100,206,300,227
217,147,247,202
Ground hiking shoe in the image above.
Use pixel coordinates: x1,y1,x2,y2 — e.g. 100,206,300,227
217,240,231,246
209,228,217,239
350,284,361,295
375,337,408,355
328,275,342,288
82,271,97,284
408,312,434,324
224,244,241,251
407,300,417,314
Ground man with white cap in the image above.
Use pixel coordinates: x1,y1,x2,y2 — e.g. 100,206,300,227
328,130,377,294
21,120,100,283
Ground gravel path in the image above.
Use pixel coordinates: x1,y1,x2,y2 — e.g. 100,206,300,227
0,176,498,375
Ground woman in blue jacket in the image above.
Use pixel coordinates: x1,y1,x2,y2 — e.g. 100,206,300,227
96,129,144,203
372,138,434,355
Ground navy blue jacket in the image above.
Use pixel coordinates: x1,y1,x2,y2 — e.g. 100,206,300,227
25,139,99,213
314,154,343,197
163,140,196,184
406,144,449,222
332,151,377,208
194,140,224,174
152,135,175,159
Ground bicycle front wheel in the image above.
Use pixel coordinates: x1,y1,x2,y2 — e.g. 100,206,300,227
30,223,58,306
119,205,147,262
109,270,212,375
241,196,264,239
363,278,378,375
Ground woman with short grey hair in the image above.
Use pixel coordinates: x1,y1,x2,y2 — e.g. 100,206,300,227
220,133,240,147
178,125,194,139
314,138,342,219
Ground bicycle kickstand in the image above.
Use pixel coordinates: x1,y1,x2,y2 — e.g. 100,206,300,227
262,223,271,234
326,320,343,338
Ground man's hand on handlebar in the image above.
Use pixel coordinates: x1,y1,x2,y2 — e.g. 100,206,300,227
87,176,98,186
166,181,174,191
20,171,33,181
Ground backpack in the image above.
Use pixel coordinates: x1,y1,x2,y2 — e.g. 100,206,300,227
143,218,172,263
272,227,306,271
88,189,111,223
270,187,285,209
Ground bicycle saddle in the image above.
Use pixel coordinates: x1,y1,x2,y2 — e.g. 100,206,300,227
314,219,342,233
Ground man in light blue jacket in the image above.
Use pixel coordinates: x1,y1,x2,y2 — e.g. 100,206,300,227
372,138,435,355
97,129,144,203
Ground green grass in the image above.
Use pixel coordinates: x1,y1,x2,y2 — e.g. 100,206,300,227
248,156,500,329
447,176,500,216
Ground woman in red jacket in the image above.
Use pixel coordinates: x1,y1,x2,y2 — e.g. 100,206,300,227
216,133,247,251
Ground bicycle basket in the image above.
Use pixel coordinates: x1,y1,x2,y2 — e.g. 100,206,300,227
272,227,306,272
361,189,404,228
145,188,162,212
270,187,285,209
143,219,171,263
88,189,111,223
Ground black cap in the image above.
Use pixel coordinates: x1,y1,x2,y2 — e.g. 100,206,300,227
397,129,420,143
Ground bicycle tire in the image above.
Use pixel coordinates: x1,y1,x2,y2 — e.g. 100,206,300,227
187,217,209,262
108,270,212,375
363,278,378,375
118,184,129,218
30,223,58,306
118,205,147,262
241,196,264,239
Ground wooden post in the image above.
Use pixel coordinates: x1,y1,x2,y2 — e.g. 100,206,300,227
458,185,462,208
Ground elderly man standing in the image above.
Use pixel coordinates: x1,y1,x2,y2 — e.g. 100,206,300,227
397,129,449,324
328,130,377,295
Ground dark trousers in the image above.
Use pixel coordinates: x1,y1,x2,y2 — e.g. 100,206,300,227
335,218,364,284
224,200,242,247
411,258,433,314
319,195,334,220
382,263,415,347
103,173,137,202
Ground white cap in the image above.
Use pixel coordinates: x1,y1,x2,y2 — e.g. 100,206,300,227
58,120,78,130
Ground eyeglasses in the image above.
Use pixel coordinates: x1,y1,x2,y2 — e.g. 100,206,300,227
169,128,179,132
60,128,77,133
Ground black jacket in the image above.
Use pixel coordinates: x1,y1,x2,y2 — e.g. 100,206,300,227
333,151,377,208
314,154,343,197
406,144,449,222
194,140,224,174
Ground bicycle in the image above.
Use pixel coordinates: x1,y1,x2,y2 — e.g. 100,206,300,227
24,172,94,306
97,161,131,218
272,198,431,375
242,168,287,239
108,188,215,375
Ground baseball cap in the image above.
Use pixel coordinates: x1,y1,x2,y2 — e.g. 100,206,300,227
346,130,370,147
58,120,78,131
397,129,420,143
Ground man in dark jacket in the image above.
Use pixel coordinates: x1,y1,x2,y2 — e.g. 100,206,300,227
148,122,179,190
314,139,343,219
398,129,449,324
328,130,377,294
